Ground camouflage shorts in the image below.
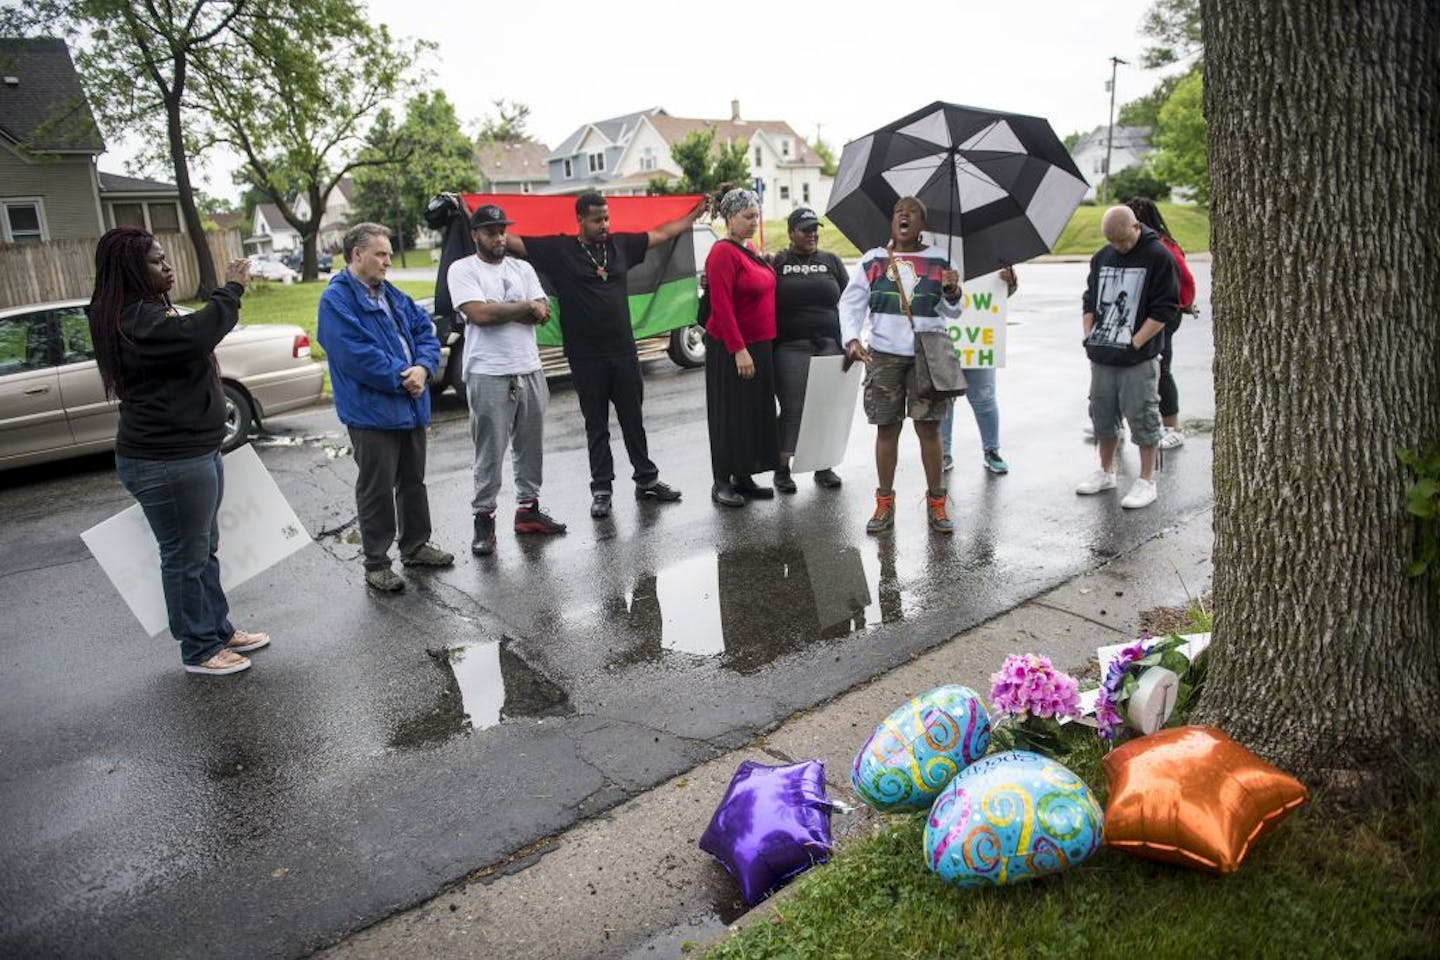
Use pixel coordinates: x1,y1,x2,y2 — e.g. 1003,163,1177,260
863,350,952,425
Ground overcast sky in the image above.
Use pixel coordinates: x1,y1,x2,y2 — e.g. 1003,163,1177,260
103,0,1178,204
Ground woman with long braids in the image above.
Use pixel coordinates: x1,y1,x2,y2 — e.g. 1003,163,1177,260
702,188,780,508
1125,197,1196,449
88,227,269,676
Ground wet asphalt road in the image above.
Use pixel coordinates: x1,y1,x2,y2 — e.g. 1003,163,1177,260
0,262,1214,958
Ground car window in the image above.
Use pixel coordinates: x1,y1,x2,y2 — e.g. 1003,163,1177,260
0,313,51,375
56,306,95,364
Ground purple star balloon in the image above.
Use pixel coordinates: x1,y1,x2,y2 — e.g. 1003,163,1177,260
699,759,834,906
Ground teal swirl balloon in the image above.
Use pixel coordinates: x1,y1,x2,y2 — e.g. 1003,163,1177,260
924,750,1104,888
851,686,991,812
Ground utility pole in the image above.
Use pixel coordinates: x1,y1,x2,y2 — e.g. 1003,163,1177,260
1102,55,1128,205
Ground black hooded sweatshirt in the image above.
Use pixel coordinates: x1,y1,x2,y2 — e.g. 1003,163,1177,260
96,282,244,459
1080,225,1180,367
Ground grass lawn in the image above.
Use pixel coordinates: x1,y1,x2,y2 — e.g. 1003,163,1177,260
759,203,1208,263
701,610,1438,960
1052,202,1210,255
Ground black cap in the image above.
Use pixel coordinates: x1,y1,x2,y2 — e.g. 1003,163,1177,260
787,207,820,230
470,204,514,229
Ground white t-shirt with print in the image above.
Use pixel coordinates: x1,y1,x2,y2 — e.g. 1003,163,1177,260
447,254,545,376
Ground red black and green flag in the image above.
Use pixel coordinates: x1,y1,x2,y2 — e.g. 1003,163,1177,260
431,193,706,348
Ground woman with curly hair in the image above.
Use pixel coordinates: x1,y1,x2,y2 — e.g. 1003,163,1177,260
88,227,268,675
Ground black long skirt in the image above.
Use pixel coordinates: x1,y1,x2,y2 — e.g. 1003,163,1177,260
705,335,780,482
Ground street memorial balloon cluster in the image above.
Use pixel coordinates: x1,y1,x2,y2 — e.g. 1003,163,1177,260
698,638,1307,906
850,685,992,811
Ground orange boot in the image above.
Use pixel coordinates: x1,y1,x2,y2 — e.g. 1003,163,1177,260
926,490,954,534
866,488,896,534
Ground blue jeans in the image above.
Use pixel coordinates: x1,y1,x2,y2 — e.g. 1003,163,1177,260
941,367,999,459
115,451,233,665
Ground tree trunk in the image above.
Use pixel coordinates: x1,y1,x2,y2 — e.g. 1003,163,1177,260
1195,0,1440,796
164,81,219,298
300,184,323,282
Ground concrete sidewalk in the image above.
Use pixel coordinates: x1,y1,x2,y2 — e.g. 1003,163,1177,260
320,507,1214,960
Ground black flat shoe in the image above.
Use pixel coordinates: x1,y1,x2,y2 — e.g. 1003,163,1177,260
711,481,745,508
814,468,842,489
773,467,797,494
732,475,774,499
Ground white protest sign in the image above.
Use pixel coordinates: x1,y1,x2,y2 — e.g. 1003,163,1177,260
81,444,312,636
948,272,1009,368
790,355,864,473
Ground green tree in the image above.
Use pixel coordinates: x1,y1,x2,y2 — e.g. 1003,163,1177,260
352,91,478,265
476,99,530,144
649,128,753,195
1149,70,1207,205
196,1,421,280
1105,165,1171,203
812,136,839,177
0,0,257,296
1141,0,1202,68
1117,68,1194,128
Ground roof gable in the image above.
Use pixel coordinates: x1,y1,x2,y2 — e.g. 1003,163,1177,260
0,37,105,153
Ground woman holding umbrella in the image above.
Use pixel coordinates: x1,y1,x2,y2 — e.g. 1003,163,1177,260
703,188,780,508
839,196,965,534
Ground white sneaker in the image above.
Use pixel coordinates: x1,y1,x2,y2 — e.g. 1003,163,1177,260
1159,429,1185,450
1121,477,1158,509
1075,470,1118,495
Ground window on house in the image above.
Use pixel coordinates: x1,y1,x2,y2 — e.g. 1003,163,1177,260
521,182,533,194
588,151,606,173
781,139,791,158
112,202,146,228
754,146,762,168
802,183,810,203
563,158,574,178
148,202,181,233
2,200,44,242
640,147,656,171
779,185,790,201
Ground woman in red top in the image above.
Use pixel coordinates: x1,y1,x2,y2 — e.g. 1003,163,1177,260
1127,198,1196,449
703,188,779,507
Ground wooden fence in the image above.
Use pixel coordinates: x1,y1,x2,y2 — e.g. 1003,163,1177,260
0,228,243,307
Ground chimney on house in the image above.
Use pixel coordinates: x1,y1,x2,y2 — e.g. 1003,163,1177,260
731,99,741,122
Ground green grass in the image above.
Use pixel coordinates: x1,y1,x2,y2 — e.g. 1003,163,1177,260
771,203,1209,262
702,607,1438,960
1052,202,1210,255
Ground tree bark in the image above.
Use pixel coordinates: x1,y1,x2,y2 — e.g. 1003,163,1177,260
1196,0,1440,795
165,89,219,299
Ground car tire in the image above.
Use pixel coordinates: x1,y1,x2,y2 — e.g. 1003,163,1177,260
668,325,706,368
222,383,254,451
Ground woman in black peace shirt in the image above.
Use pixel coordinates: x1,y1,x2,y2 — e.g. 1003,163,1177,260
770,207,849,492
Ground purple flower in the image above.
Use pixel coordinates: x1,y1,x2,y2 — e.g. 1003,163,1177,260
989,653,1080,721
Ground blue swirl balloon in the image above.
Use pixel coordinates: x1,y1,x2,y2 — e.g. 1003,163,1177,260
851,686,991,812
924,751,1103,888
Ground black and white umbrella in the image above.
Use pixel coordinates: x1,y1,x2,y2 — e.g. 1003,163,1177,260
825,101,1089,279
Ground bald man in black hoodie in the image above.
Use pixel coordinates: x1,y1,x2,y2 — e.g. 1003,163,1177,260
1075,205,1180,510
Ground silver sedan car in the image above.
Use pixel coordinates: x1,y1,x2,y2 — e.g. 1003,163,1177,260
0,299,325,470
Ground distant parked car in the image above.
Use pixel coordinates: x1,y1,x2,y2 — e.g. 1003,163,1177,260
280,249,331,274
0,299,325,470
247,256,299,283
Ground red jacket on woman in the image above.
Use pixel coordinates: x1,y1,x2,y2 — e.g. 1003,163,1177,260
1159,236,1196,310
704,240,776,354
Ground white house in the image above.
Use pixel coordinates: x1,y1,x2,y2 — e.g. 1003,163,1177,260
245,202,298,254
1069,126,1152,201
544,104,832,221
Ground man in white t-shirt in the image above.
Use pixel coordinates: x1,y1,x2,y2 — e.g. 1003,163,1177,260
447,203,567,557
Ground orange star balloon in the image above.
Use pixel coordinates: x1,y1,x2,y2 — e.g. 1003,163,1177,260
1102,725,1308,873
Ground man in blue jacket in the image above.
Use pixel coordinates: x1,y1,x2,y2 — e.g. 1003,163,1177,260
318,222,454,591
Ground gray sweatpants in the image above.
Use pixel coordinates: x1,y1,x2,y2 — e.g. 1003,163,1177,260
466,370,548,515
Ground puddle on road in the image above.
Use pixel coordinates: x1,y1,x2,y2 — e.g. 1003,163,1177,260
606,541,911,674
388,640,571,749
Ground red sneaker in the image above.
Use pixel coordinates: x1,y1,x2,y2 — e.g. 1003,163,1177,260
514,500,567,535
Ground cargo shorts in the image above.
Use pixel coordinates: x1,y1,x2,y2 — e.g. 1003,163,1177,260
863,350,952,425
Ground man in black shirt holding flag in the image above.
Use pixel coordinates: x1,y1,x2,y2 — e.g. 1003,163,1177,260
508,192,705,518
